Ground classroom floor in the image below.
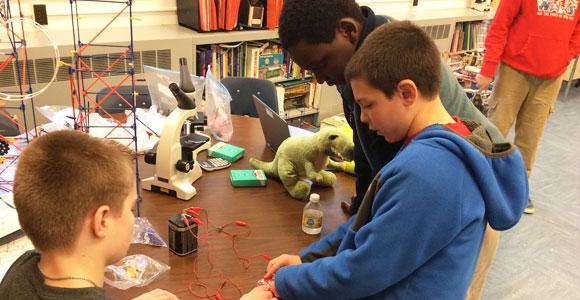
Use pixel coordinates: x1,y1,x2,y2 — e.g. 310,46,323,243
481,82,580,299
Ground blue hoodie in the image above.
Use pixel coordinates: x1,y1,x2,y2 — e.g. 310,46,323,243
274,121,528,299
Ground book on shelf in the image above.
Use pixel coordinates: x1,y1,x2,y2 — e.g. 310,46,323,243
259,53,286,80
450,21,488,53
200,40,310,82
274,78,319,117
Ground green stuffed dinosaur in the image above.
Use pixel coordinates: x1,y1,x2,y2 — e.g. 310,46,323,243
249,127,354,200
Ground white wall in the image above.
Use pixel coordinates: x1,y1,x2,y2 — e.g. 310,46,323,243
14,0,177,30
13,0,471,31
358,0,472,13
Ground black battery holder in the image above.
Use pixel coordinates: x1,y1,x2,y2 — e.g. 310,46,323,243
168,212,198,256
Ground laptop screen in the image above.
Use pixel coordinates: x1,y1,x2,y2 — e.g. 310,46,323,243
253,95,291,152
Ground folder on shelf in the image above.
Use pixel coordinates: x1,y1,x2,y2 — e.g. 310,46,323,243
265,0,283,30
225,0,242,30
218,0,226,29
211,0,218,30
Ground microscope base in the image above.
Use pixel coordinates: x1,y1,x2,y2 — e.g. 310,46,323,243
142,170,201,200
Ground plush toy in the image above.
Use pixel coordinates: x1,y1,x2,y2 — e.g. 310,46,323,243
250,127,354,199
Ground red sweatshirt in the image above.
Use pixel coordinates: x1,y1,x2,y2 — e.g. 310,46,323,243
481,0,580,79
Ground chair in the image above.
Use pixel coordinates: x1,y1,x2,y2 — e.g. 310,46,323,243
95,85,152,117
220,77,278,118
0,109,20,137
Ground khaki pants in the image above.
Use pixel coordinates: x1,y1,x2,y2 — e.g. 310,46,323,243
465,225,500,300
465,63,563,299
487,63,563,177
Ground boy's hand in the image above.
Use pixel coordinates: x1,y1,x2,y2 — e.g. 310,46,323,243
269,281,280,298
240,286,277,300
475,74,493,91
132,288,180,300
265,254,301,278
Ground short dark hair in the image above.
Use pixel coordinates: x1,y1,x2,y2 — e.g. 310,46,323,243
14,130,135,251
278,0,364,49
345,20,442,99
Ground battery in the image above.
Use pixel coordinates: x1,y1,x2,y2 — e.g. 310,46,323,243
168,213,198,256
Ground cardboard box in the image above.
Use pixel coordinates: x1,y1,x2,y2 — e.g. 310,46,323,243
320,113,348,128
230,170,267,187
207,142,244,162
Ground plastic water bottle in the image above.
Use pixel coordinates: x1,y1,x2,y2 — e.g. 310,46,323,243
302,193,323,235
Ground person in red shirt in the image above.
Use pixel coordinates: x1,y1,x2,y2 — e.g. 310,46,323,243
476,0,580,214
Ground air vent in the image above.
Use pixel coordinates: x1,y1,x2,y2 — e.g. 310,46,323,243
35,58,55,84
133,51,142,74
157,49,171,69
57,57,72,82
17,60,37,85
141,50,156,69
109,52,127,75
422,24,451,40
0,49,171,88
91,54,110,78
0,61,16,88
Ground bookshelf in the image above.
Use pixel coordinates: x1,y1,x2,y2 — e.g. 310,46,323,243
188,28,342,125
12,8,507,128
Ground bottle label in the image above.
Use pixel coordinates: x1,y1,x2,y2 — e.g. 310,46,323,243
302,215,322,229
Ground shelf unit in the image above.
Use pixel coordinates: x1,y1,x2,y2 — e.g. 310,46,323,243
11,7,509,128
187,28,342,125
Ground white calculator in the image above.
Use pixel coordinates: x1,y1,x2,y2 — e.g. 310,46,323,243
198,158,231,171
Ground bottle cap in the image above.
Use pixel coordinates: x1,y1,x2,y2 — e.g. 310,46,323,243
309,193,320,203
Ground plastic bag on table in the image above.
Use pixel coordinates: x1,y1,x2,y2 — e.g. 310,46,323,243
144,65,205,115
104,254,170,290
205,67,233,142
131,217,167,247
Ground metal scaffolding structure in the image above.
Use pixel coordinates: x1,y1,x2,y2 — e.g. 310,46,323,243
68,0,143,215
0,0,45,195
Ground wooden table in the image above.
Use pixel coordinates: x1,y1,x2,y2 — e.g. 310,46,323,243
107,115,354,299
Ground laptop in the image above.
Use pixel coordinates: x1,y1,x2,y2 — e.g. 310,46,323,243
253,95,313,152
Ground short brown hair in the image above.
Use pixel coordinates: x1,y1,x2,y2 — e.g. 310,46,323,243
345,20,442,99
13,131,135,251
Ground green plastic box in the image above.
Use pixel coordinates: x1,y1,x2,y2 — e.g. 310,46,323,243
230,170,267,187
207,142,245,162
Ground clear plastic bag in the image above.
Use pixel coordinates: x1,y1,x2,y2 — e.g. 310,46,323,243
205,67,233,142
35,105,164,152
104,254,170,290
144,65,205,115
131,217,167,247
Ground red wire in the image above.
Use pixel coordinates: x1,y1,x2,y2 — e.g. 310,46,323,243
183,208,271,299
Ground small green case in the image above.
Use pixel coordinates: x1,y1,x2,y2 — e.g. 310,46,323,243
230,170,268,187
207,142,245,162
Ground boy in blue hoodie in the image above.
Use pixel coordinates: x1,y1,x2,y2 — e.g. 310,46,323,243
263,21,528,299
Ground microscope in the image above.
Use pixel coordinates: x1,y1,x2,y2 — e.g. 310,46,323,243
141,82,211,200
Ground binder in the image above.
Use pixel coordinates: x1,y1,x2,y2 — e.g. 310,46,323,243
218,0,226,29
176,0,239,32
226,0,242,30
265,0,283,30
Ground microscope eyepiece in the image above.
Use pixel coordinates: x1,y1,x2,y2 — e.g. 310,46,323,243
169,83,196,110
